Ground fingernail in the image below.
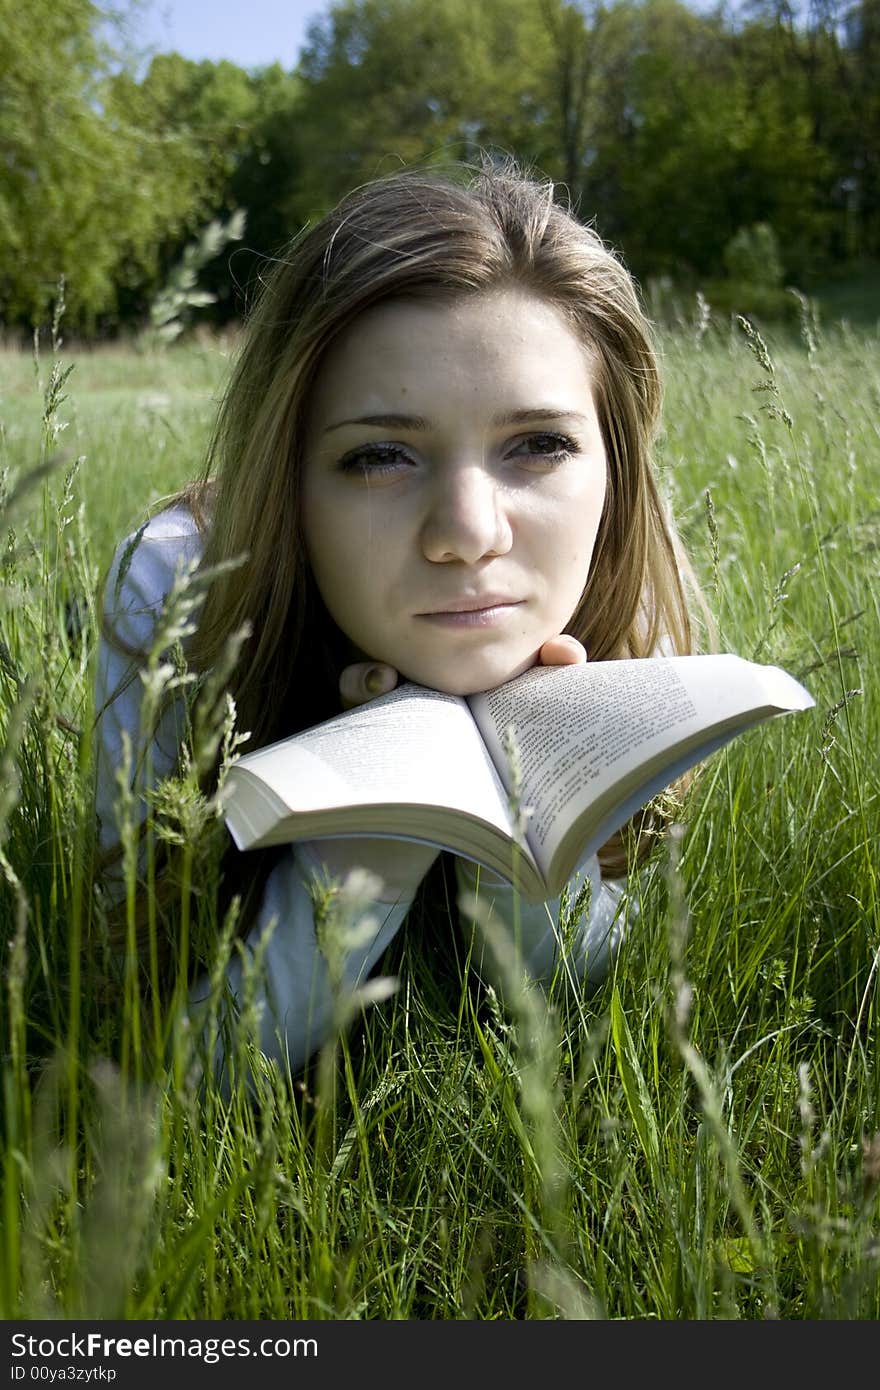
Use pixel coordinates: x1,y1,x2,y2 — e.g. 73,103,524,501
365,666,389,695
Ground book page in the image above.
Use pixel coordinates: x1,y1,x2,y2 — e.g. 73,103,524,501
230,682,517,837
469,656,813,877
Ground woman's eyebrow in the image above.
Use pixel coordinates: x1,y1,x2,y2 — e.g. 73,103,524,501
494,408,592,428
322,407,591,434
323,412,430,433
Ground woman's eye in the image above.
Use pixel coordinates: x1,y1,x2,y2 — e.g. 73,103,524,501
512,432,579,466
337,443,414,477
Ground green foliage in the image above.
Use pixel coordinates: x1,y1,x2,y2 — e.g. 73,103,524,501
579,1,827,278
146,210,247,345
283,0,853,284
723,224,784,288
0,6,292,332
292,0,557,214
95,54,270,324
2,0,879,334
0,0,134,325
218,66,305,306
698,280,802,325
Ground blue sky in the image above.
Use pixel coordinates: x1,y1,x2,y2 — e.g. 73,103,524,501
135,0,332,69
133,0,729,71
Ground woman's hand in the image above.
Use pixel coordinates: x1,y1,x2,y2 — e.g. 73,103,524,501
339,661,399,711
537,634,587,667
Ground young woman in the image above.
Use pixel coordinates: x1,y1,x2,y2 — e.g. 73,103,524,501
94,157,698,1080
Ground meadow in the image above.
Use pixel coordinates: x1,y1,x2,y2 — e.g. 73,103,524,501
0,301,878,1319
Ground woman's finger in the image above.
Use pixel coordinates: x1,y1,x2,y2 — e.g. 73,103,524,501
339,662,399,710
538,634,587,667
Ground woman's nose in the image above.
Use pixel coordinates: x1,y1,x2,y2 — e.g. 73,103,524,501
419,464,513,564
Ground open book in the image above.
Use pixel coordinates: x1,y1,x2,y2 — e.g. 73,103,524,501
221,654,814,901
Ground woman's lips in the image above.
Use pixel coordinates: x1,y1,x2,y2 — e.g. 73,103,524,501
416,601,523,628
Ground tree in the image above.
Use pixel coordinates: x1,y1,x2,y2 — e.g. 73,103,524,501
537,1,598,200
3,0,869,332
572,0,826,280
103,52,262,319
287,0,832,283
292,0,558,219
0,0,137,325
215,65,306,315
736,0,880,262
0,4,267,329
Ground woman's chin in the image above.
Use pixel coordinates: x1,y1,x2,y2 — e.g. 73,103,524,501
398,653,536,698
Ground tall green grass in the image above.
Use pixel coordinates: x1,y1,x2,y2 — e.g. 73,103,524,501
1,304,878,1319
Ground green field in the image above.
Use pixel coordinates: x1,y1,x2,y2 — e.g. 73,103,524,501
1,307,878,1319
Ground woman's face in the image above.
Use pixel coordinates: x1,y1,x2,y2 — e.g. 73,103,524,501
302,287,608,696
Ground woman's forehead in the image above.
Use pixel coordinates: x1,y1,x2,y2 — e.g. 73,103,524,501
309,289,598,399
303,305,599,450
